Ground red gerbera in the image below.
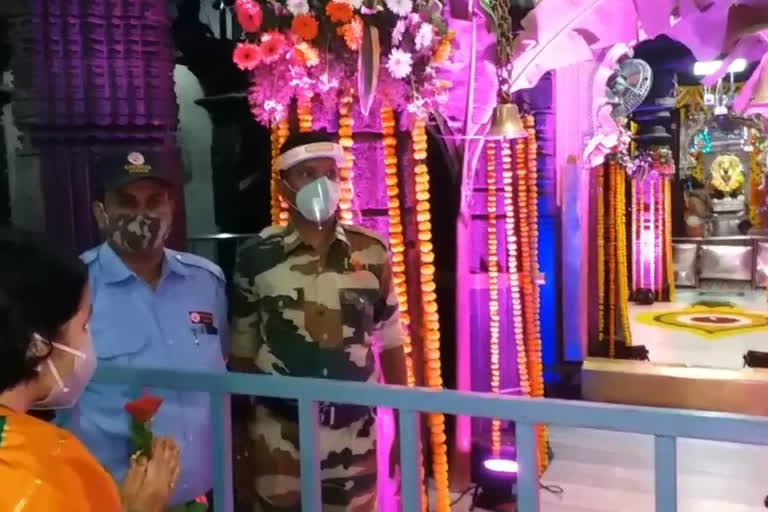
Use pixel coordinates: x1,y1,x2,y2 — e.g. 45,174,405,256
234,0,263,33
291,14,319,41
260,31,287,64
124,394,163,424
233,42,262,70
325,1,353,23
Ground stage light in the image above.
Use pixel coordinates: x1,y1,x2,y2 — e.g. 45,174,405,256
483,458,519,474
693,58,747,76
743,350,768,368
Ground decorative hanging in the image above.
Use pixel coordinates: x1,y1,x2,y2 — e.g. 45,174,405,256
271,119,291,226
338,93,356,224
411,120,450,512
486,141,502,457
501,141,530,396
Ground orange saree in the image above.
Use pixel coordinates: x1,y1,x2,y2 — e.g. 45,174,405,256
0,405,122,512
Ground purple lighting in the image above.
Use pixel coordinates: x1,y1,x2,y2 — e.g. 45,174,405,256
483,457,519,474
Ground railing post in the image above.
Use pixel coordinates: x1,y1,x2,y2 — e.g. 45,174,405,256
515,422,540,512
298,398,322,510
211,392,234,512
654,435,677,512
398,409,423,512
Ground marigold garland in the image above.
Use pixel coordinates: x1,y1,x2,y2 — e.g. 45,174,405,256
616,163,632,345
270,124,282,224
486,141,502,456
411,120,450,512
525,115,542,383
607,159,617,357
597,166,605,343
502,141,530,396
380,105,428,510
271,119,291,226
631,177,638,292
524,115,548,474
655,178,663,298
338,92,356,224
297,96,313,133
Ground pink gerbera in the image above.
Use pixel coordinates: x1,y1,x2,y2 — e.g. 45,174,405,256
233,42,262,70
260,31,288,64
234,0,263,33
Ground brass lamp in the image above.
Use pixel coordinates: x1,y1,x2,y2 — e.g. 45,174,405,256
486,103,528,140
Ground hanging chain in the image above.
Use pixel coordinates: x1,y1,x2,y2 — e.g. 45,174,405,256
493,0,515,66
492,0,514,101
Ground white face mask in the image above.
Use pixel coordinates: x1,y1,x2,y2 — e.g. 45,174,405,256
287,177,341,224
31,333,97,410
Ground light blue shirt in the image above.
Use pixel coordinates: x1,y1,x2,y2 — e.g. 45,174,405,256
68,243,228,505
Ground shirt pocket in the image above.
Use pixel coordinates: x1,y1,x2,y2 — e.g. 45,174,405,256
338,288,378,345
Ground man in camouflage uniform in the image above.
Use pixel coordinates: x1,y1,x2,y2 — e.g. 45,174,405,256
230,131,408,512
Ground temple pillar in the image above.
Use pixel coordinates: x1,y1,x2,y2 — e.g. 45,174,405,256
10,0,186,252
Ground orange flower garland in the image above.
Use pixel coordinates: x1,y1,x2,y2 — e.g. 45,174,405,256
515,138,543,398
486,141,502,456
607,159,617,357
380,106,415,386
524,116,548,473
270,119,291,226
524,116,543,397
596,166,605,343
616,163,632,346
270,124,282,224
381,106,428,509
338,93,356,224
502,141,530,396
411,120,450,512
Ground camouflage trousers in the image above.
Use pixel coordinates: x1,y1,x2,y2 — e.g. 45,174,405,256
247,404,378,512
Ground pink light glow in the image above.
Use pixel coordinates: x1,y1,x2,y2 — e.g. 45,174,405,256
483,458,519,473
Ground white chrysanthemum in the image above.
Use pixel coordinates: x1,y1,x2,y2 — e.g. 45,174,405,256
386,48,413,79
384,0,413,17
337,0,364,9
391,20,406,46
414,23,434,51
286,0,309,15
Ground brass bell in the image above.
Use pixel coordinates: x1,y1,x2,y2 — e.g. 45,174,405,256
486,103,528,140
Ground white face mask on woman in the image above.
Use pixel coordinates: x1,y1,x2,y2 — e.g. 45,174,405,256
31,331,97,410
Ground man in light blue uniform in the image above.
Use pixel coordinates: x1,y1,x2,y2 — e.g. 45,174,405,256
66,149,228,508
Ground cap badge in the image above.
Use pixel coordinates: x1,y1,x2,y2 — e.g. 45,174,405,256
127,152,145,165
124,151,152,174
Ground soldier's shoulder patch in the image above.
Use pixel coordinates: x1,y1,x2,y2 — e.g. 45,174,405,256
343,224,389,251
171,251,225,282
259,224,290,239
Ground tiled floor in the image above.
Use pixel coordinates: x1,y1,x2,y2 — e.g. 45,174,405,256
433,289,768,511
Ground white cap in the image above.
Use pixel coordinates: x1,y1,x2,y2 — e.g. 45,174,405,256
276,142,346,171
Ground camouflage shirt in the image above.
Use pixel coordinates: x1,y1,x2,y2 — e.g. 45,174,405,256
231,222,404,383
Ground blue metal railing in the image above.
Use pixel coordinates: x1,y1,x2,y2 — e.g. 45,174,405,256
93,365,768,512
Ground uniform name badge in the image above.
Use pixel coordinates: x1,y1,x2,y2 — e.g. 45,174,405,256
189,311,218,344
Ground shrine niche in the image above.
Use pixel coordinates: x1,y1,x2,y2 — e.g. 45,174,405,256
675,91,767,289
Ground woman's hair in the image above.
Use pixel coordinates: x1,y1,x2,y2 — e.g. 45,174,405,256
0,229,88,394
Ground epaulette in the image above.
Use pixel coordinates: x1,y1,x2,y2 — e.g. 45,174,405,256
237,224,287,253
79,246,100,265
343,224,389,250
170,251,225,282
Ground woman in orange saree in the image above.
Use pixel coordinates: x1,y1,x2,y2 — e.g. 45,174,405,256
0,229,180,512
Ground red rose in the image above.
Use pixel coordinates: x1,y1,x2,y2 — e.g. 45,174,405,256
124,395,164,424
